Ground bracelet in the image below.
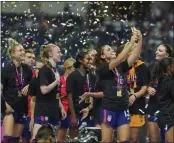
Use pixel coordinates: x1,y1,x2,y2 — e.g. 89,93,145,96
133,94,137,99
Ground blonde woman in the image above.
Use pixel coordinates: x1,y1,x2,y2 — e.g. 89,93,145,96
31,44,66,140
57,58,75,142
1,39,32,143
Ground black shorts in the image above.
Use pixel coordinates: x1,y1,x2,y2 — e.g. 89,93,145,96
157,114,174,132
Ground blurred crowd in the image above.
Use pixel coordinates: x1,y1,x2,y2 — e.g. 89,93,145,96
1,2,173,65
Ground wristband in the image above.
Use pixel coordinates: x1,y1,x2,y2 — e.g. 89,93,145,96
133,94,137,99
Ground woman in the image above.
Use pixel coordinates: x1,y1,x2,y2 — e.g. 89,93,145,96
79,49,105,128
152,57,174,142
79,78,105,128
127,59,149,143
56,58,75,142
66,51,94,138
31,44,66,140
86,49,102,127
115,41,149,143
1,39,32,143
95,28,142,142
147,44,173,142
27,60,44,134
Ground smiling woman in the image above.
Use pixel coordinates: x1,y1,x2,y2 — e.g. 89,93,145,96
147,43,173,143
155,44,173,61
152,57,174,142
67,51,95,138
1,38,33,143
31,43,63,141
7,38,25,62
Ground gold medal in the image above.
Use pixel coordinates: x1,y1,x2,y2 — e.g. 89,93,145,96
117,90,122,97
130,88,134,95
18,90,22,97
85,97,90,103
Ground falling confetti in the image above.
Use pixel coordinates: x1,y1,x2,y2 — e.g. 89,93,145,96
0,1,173,60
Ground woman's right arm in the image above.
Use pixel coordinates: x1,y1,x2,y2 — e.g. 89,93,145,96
40,80,59,95
127,29,143,67
109,41,135,70
109,28,141,71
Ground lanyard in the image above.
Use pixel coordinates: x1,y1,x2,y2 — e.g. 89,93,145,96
15,66,24,89
112,68,121,88
86,73,90,92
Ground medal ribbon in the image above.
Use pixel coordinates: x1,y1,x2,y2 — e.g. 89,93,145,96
86,73,90,92
112,68,121,90
15,66,24,90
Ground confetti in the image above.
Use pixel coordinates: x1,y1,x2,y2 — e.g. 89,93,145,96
150,23,155,27
1,1,173,59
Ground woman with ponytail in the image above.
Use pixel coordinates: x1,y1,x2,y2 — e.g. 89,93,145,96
1,39,33,143
152,57,174,142
66,51,95,138
96,28,142,143
146,44,173,142
31,44,65,140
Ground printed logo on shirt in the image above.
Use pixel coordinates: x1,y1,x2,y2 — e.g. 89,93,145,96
107,115,112,122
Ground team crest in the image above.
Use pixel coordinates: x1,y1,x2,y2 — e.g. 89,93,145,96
107,115,112,122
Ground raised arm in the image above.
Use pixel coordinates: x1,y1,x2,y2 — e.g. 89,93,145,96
127,28,143,67
109,42,135,70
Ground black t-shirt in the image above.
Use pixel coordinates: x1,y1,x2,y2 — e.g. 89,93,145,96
98,61,129,111
28,77,37,96
93,77,105,114
128,63,149,115
146,62,159,114
157,76,174,116
66,70,95,115
34,65,59,119
1,63,32,113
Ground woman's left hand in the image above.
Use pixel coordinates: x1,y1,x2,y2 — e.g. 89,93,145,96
129,95,136,106
61,108,67,120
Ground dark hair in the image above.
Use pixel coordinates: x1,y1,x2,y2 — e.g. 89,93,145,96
152,57,174,80
162,44,173,57
35,124,55,143
74,51,89,69
95,45,108,67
